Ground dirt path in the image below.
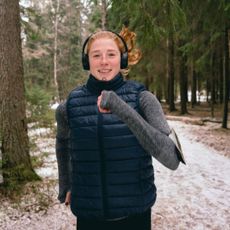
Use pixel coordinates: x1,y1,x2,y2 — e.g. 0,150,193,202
0,121,229,230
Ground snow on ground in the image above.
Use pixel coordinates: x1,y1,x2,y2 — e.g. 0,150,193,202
0,120,229,230
152,120,230,230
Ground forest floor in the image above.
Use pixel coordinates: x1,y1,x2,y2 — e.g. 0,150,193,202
162,102,230,158
0,102,229,230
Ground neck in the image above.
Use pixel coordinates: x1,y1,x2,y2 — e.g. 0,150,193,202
86,73,125,95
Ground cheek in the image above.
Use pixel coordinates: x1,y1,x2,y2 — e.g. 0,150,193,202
89,58,97,66
112,58,121,67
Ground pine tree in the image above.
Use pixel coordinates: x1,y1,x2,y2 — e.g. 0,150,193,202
0,0,39,185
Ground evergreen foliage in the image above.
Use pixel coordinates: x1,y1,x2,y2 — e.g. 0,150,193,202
17,0,230,139
107,0,229,123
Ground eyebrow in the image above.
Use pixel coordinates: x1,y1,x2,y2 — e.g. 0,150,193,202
90,49,119,53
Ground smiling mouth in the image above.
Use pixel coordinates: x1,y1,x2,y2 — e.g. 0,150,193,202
98,69,111,73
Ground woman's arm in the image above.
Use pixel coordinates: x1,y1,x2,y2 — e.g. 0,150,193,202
100,90,182,170
55,102,71,203
139,91,185,164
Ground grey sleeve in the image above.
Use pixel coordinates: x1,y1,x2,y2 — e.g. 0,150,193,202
100,90,180,170
140,91,185,164
55,102,71,203
139,91,171,135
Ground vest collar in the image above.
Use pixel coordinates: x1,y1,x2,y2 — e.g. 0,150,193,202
86,73,125,95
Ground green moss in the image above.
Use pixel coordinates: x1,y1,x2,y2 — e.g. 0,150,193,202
0,163,40,197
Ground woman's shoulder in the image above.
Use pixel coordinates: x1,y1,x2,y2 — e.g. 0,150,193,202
68,85,87,98
56,101,67,111
55,101,67,119
124,79,146,92
139,90,159,103
139,90,164,113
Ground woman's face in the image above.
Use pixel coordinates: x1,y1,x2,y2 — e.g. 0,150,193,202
88,38,121,81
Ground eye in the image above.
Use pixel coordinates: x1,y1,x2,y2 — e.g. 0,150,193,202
92,54,101,58
108,52,116,57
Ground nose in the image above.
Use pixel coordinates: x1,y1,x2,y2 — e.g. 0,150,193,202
100,54,108,65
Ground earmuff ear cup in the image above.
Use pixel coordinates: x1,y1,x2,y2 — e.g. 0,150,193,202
120,52,128,69
82,53,90,70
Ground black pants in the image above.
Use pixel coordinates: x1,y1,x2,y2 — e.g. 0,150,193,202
77,209,151,230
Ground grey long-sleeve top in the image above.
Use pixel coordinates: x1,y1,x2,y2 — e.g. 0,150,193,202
55,90,183,203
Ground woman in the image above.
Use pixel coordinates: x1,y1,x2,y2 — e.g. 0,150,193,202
56,27,185,230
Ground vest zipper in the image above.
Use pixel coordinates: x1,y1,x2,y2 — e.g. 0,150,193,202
97,112,108,218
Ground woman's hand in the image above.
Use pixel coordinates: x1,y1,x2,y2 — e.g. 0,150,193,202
65,191,71,206
97,94,111,113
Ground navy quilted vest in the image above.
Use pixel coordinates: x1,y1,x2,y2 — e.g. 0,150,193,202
67,74,156,220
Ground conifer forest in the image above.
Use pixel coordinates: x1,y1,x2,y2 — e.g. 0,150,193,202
0,1,229,229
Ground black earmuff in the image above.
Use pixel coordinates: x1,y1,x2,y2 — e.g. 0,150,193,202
82,31,128,70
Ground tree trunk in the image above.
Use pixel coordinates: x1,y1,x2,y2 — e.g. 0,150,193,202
179,53,188,114
144,75,150,90
156,75,163,103
222,28,229,129
166,0,176,112
0,137,3,184
216,36,224,104
197,74,201,104
101,0,107,30
168,32,176,111
191,61,197,107
53,0,60,101
219,50,224,104
210,52,215,118
0,0,39,183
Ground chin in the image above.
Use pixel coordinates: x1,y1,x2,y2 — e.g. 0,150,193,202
99,74,113,81
103,76,114,81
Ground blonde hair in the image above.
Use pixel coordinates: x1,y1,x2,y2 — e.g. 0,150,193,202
86,27,142,76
